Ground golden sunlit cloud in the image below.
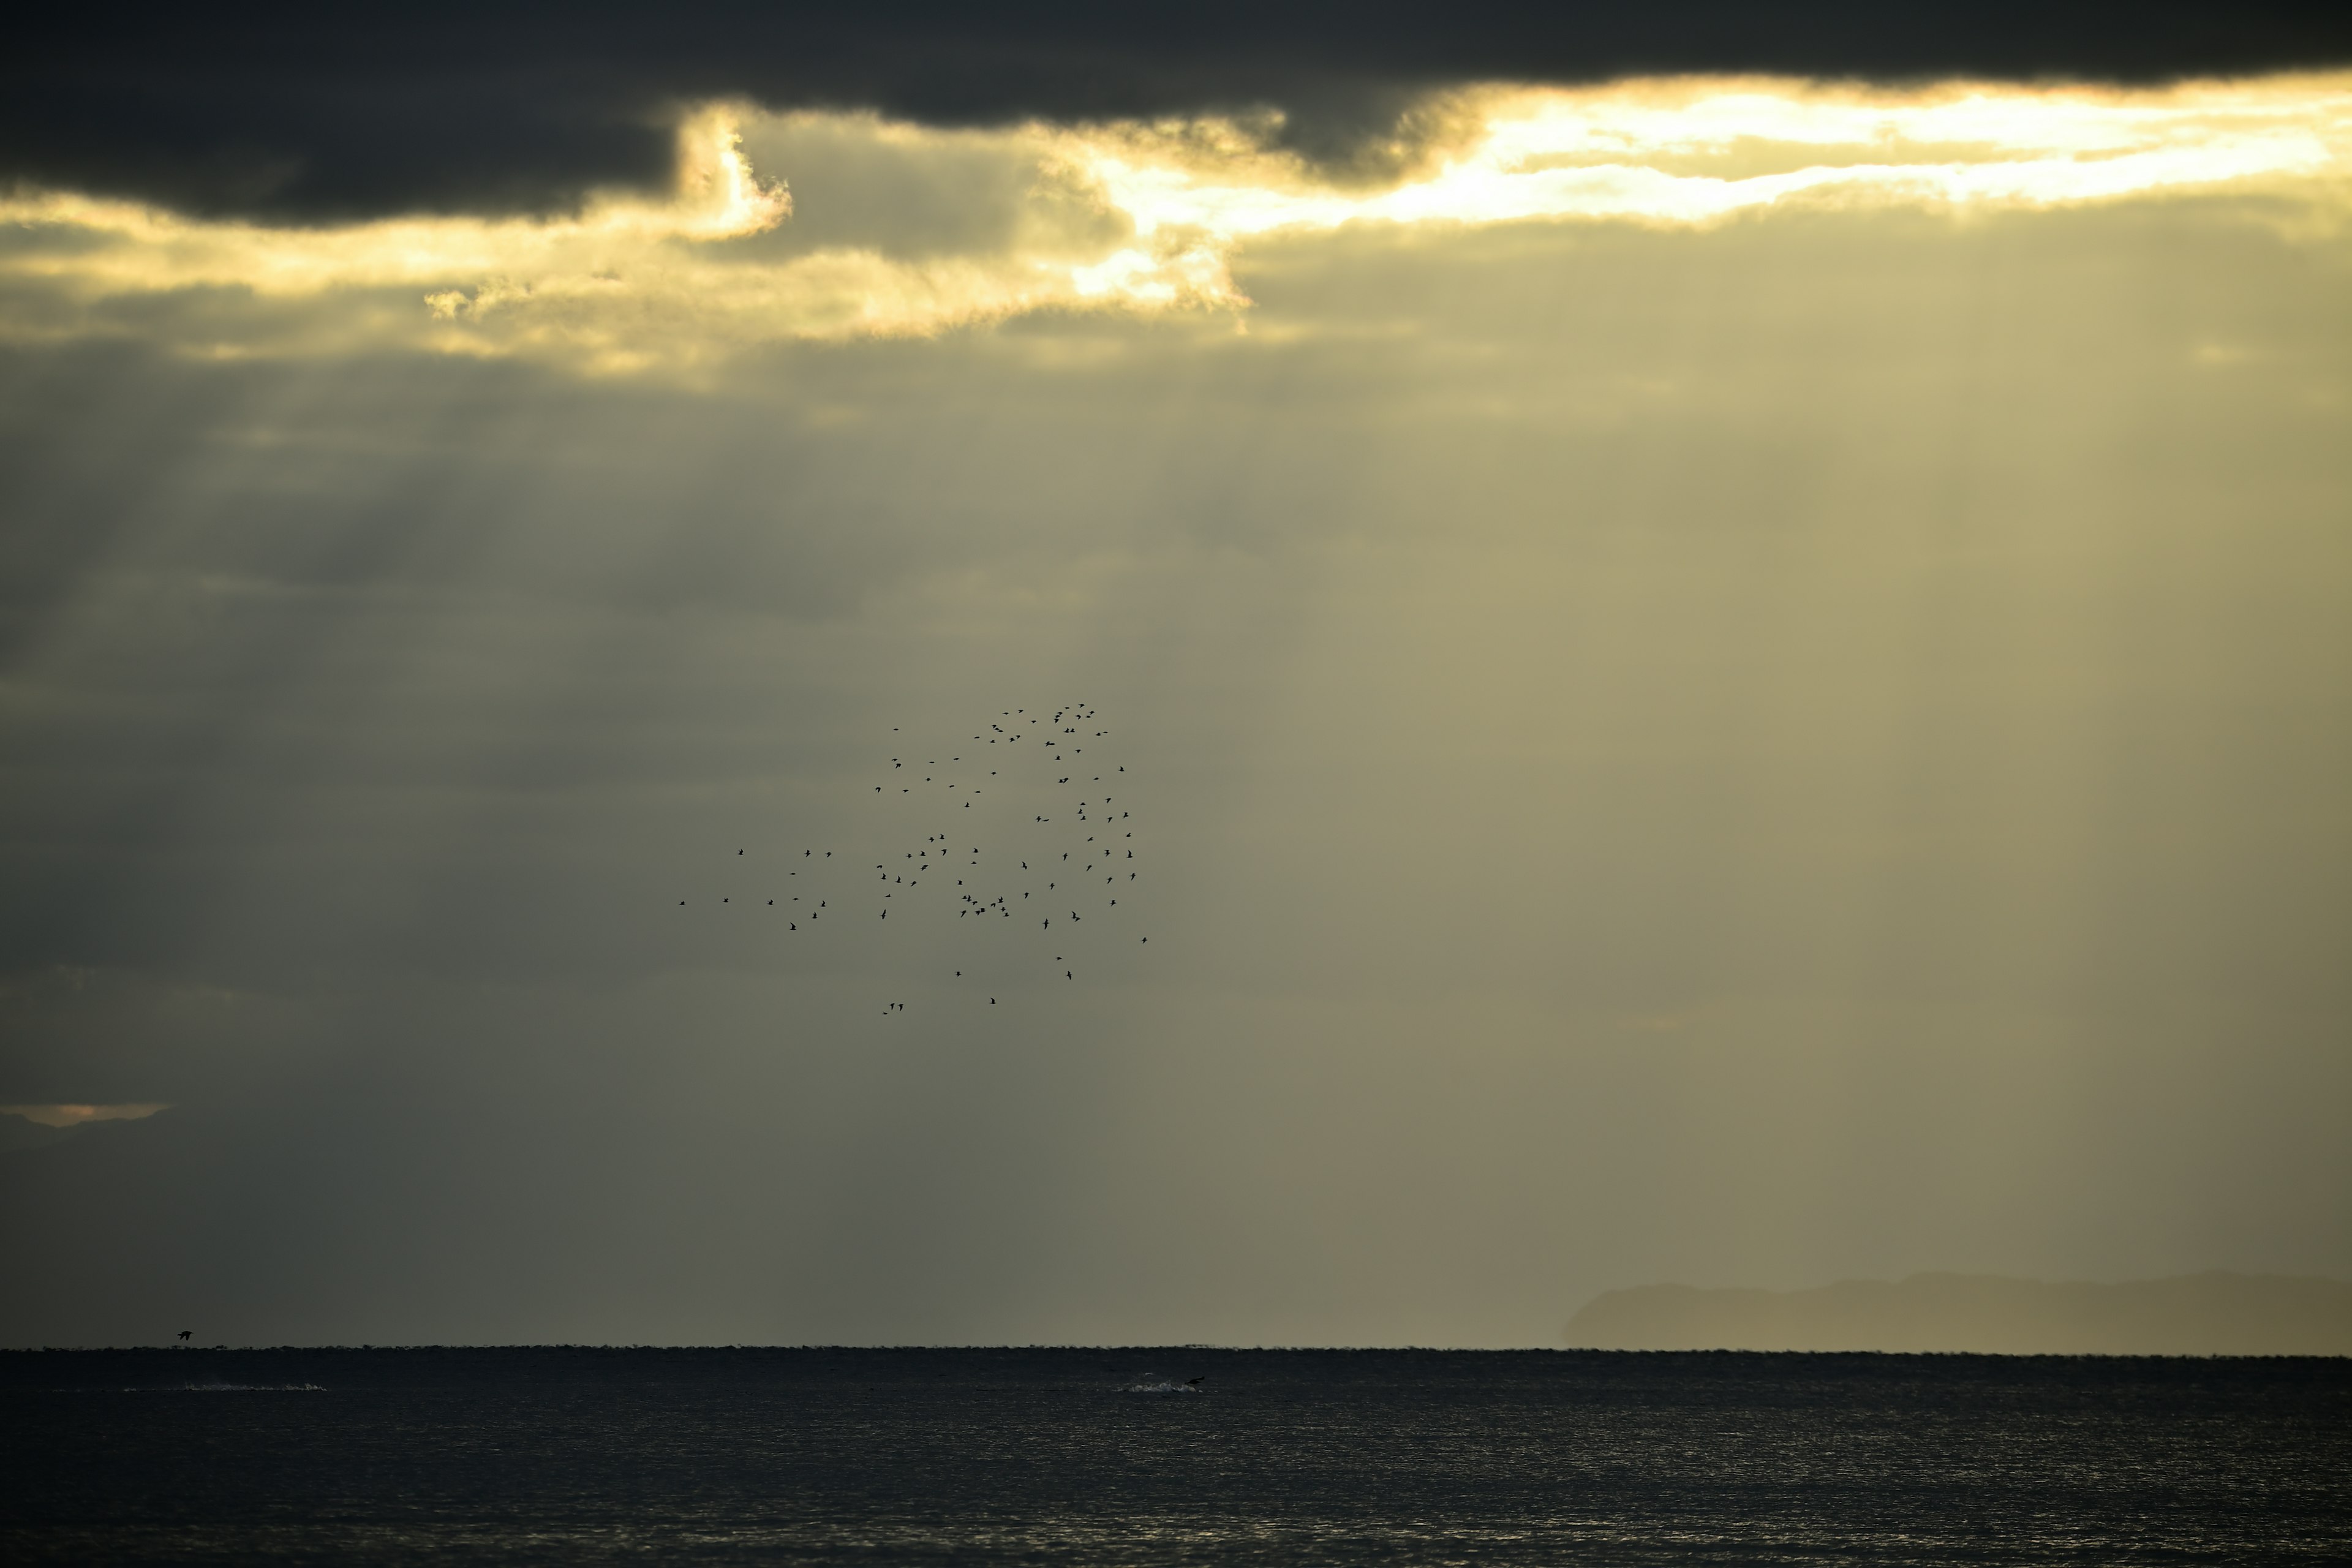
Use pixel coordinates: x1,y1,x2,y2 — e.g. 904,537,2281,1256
0,1103,171,1128
2,77,2346,371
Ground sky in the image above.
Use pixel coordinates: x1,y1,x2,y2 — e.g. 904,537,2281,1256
2,8,2349,1348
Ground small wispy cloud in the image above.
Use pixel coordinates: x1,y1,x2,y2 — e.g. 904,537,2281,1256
2,76,2346,371
0,1103,171,1128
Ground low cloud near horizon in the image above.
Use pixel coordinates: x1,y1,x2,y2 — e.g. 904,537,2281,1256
1,56,2347,1347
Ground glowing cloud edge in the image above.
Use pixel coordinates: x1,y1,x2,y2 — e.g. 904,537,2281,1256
0,77,2345,371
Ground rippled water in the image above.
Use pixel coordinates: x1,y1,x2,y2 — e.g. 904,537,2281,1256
4,1348,2346,1562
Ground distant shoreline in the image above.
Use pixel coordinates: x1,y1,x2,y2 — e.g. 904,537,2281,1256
1566,1270,2352,1357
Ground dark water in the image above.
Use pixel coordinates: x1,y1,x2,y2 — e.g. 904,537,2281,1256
3,1348,2347,1563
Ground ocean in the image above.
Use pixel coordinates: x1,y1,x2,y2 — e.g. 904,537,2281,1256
3,1348,2346,1563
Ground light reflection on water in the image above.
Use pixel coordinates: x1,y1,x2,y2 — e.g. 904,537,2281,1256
5,1348,2347,1563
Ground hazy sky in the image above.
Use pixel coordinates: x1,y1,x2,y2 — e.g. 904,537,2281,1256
3,19,2349,1346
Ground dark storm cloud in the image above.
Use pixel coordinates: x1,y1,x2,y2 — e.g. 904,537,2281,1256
10,1,2352,220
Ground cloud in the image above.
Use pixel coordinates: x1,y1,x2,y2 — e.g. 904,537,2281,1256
3,76,2347,374
1,1102,169,1128
1084,75,2352,239
9,1,2351,220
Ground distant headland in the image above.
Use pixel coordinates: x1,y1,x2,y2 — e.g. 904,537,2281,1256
1566,1271,2352,1356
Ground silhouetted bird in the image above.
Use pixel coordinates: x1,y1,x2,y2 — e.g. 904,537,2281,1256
177,1330,192,1343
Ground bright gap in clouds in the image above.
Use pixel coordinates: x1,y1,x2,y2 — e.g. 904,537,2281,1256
0,76,2346,371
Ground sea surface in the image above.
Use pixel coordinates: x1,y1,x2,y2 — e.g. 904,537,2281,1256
2,1348,2346,1564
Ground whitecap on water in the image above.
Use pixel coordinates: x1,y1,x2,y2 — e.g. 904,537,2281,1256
125,1382,328,1392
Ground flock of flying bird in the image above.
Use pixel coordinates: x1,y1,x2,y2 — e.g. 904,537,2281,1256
679,704,1146,1012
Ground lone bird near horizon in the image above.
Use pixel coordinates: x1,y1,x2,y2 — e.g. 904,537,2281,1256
177,1330,191,1342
